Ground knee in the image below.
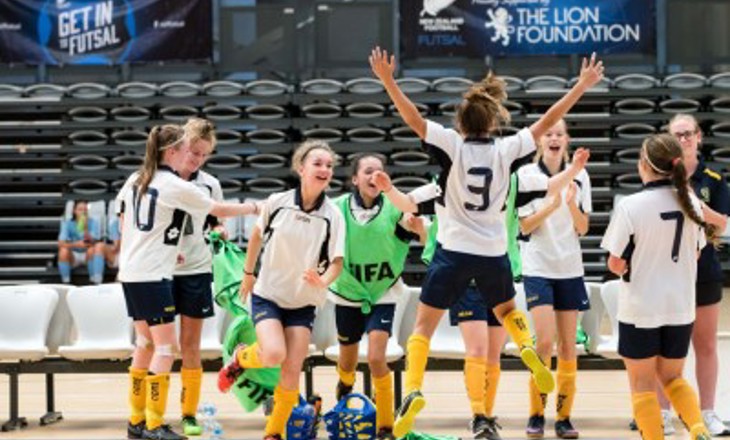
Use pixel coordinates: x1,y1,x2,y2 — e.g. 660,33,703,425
693,337,717,357
465,344,488,359
556,341,575,360
58,248,70,261
535,337,553,356
93,242,105,255
367,350,387,369
260,345,286,366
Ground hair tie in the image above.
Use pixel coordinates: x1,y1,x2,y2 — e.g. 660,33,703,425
672,157,681,168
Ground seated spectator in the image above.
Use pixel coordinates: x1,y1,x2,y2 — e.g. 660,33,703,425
57,200,105,284
105,215,120,270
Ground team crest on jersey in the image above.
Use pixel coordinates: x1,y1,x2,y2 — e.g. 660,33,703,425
701,187,710,202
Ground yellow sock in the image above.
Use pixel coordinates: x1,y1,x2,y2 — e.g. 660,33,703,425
128,367,147,425
145,373,170,430
265,386,299,436
405,334,430,393
632,391,663,440
337,365,356,387
180,368,202,418
529,377,547,417
373,373,394,430
484,364,501,417
236,343,265,369
664,378,707,437
502,309,533,349
464,357,487,416
556,359,577,421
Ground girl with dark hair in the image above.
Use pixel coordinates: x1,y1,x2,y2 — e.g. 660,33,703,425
602,133,713,440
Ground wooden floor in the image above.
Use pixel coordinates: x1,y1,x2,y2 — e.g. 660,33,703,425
2,302,729,439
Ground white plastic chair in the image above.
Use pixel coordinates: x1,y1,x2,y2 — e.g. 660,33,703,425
58,284,133,360
580,282,604,354
0,286,59,361
429,309,467,360
42,284,75,355
596,280,621,358
324,280,412,363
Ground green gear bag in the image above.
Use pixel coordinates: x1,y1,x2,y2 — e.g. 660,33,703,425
210,232,280,412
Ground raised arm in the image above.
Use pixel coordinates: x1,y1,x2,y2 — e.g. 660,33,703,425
370,47,427,139
372,170,419,213
530,53,605,140
545,148,589,197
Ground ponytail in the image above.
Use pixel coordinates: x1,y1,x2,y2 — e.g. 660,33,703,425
642,133,717,242
136,124,185,195
456,72,510,138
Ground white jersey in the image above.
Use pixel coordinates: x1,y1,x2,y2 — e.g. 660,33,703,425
175,170,224,275
517,162,592,278
116,168,214,282
601,181,705,328
255,189,345,309
424,120,536,256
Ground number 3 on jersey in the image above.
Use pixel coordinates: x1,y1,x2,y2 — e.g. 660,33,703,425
464,167,493,211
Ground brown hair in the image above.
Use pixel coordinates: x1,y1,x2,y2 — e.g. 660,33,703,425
534,119,570,164
668,113,701,134
642,133,716,240
183,117,217,149
456,72,510,138
291,140,336,175
136,124,185,195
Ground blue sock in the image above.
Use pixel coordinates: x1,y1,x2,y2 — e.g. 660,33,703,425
59,262,71,283
90,255,104,284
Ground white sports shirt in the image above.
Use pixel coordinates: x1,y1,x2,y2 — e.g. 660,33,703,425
175,170,224,275
601,181,705,328
424,120,536,256
517,162,592,278
254,189,345,309
116,167,213,282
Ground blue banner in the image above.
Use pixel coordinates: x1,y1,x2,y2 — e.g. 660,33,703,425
0,0,212,65
401,0,655,59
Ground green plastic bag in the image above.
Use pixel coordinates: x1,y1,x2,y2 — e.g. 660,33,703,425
210,232,280,412
400,432,461,440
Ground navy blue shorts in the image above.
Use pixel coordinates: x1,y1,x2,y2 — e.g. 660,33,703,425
173,273,214,318
420,245,515,311
449,286,501,327
696,281,723,307
523,276,589,311
618,322,694,360
335,303,396,345
122,279,176,321
251,294,316,330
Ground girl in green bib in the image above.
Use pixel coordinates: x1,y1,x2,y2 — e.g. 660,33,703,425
329,153,423,440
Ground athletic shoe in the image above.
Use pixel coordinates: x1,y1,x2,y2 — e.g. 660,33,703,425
520,346,555,394
217,344,246,393
526,415,546,439
628,419,638,431
470,414,500,439
690,422,712,440
662,409,676,436
393,390,426,438
128,421,145,439
702,410,730,436
142,424,187,440
181,416,202,436
484,417,503,440
376,427,396,440
335,380,353,401
555,418,579,439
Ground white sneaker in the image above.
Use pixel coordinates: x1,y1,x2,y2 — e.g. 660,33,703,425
662,410,676,436
703,410,730,436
